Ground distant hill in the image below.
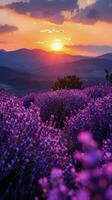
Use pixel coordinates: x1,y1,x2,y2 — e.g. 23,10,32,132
42,57,112,77
97,53,112,60
0,49,112,94
0,48,87,73
0,66,52,94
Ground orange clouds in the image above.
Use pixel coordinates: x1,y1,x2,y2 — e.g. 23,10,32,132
0,1,112,56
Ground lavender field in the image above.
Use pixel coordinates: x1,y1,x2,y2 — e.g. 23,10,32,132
1,85,112,200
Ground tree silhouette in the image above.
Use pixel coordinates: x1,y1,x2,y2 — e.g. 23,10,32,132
104,68,112,84
52,75,83,90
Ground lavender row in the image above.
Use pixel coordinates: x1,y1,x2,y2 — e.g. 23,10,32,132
0,85,112,199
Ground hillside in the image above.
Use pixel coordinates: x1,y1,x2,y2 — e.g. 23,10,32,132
97,53,112,60
0,66,52,94
0,48,86,72
0,49,112,93
42,58,112,81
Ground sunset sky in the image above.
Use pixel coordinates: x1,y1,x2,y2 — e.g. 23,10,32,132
0,0,112,56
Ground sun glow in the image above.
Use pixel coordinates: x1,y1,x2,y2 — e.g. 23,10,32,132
51,41,63,51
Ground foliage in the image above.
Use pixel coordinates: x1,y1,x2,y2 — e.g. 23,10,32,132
104,68,112,84
66,94,112,153
38,132,112,200
0,92,69,199
23,89,88,128
84,85,112,100
52,75,83,90
0,85,112,199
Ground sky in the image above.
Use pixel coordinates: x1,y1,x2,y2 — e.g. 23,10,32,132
0,0,112,56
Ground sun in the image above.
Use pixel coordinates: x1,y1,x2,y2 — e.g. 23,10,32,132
51,41,63,51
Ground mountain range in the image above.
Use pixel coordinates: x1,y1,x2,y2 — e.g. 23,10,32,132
0,48,112,94
0,48,86,73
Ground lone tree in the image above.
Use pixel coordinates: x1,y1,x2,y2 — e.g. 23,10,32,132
52,75,83,90
104,69,112,84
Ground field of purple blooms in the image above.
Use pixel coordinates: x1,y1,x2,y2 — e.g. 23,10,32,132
1,85,112,200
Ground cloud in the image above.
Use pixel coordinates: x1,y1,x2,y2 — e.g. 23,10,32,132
0,24,19,33
0,40,6,43
66,44,112,54
35,40,48,45
5,0,78,24
73,0,112,24
40,29,64,33
2,1,112,25
78,0,96,8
